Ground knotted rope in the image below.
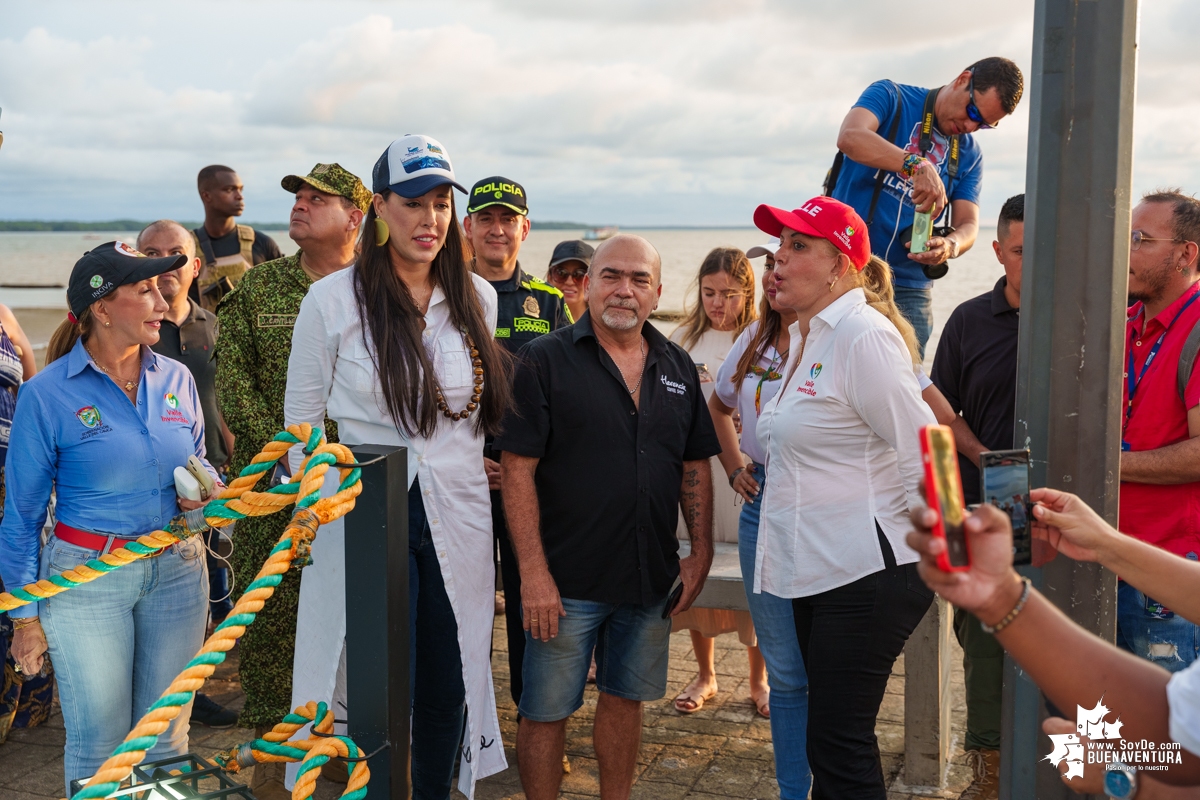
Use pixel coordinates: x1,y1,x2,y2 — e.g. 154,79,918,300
1,424,351,613
61,424,363,799
214,701,369,800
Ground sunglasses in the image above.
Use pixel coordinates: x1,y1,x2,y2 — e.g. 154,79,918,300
965,72,997,130
550,265,588,282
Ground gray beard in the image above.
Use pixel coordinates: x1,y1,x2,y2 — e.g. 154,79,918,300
601,306,640,331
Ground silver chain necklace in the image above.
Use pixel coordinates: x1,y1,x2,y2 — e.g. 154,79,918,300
620,338,647,395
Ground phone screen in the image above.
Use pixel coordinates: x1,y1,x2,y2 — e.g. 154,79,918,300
928,427,969,567
980,450,1032,566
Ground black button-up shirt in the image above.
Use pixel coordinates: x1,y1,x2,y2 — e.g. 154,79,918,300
151,299,226,468
930,277,1020,504
495,312,721,605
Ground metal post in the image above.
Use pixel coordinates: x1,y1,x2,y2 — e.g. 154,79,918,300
1006,1,1139,797
344,445,410,800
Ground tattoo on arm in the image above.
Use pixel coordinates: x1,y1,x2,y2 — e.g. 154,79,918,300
679,460,714,556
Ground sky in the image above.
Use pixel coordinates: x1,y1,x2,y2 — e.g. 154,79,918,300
0,0,1197,227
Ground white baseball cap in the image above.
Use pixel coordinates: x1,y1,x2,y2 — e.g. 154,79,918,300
745,243,778,259
371,134,466,198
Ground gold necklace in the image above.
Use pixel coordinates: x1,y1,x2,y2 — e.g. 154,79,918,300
85,344,139,392
434,334,484,421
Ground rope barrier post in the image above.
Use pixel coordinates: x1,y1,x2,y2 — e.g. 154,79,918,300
344,444,410,800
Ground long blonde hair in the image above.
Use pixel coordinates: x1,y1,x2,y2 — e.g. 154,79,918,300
851,254,920,365
675,247,758,350
47,308,95,363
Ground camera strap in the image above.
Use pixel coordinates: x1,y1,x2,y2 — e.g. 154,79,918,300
862,81,903,226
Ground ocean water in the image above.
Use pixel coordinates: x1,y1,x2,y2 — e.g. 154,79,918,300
0,227,1004,368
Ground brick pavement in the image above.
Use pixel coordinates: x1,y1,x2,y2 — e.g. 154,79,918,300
0,615,975,800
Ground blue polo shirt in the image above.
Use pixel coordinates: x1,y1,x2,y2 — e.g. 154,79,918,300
0,338,215,617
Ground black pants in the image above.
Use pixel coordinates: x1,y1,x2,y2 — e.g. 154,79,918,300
492,488,526,707
792,526,934,800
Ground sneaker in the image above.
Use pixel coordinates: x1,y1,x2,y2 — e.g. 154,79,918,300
190,693,238,728
959,748,999,800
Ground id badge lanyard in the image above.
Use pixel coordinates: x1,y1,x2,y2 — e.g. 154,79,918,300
1122,288,1200,449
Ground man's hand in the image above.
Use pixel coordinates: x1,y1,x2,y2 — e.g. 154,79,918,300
484,457,502,491
1029,487,1115,564
906,504,1022,620
911,160,947,216
909,235,957,266
520,567,566,642
673,551,713,616
11,620,48,675
1043,717,1106,794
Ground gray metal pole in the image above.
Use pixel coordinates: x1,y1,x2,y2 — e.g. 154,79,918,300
344,444,410,800
1005,1,1138,798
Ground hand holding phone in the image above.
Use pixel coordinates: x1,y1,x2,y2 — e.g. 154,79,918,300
920,424,970,571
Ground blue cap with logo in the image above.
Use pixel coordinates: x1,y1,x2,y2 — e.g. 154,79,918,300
371,134,467,198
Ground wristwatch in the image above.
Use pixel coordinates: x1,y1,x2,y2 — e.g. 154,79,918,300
1104,760,1138,799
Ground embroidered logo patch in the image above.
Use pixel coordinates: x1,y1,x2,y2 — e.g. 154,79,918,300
257,313,299,328
513,317,550,335
89,274,104,289
76,406,102,428
810,362,823,379
164,392,179,410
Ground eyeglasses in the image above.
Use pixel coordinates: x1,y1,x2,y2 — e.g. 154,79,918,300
965,72,997,130
1130,230,1183,251
550,266,587,282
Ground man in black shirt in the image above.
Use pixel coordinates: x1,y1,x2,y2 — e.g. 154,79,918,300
137,219,239,730
929,194,1024,800
190,165,283,311
496,234,719,800
464,175,571,710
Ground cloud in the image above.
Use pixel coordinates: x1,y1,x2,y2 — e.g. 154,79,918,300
0,1,1195,225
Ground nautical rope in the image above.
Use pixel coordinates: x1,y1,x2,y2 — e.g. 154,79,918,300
64,425,362,800
214,701,369,800
1,423,352,613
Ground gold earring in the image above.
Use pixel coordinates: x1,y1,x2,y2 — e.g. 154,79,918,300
829,280,837,293
104,321,111,327
374,218,390,246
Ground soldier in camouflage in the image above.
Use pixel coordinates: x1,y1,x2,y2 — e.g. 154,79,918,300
463,176,571,712
215,162,368,800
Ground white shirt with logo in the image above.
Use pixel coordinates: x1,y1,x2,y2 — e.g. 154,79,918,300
754,288,935,598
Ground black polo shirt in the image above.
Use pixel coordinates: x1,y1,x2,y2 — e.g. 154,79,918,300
930,277,1020,504
494,311,721,606
151,300,227,469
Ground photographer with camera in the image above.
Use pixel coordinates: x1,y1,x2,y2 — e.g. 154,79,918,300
827,57,1024,357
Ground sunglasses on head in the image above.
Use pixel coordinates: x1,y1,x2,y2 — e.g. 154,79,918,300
965,72,997,130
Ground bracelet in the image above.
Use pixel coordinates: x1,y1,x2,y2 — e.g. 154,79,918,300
980,577,1032,635
728,467,745,488
12,616,41,630
901,153,926,180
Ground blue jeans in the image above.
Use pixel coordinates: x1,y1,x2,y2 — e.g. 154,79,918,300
740,462,812,800
894,285,933,360
39,533,207,794
519,595,672,722
407,478,466,800
1117,581,1200,673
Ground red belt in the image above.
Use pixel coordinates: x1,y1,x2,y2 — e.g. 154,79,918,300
54,522,162,557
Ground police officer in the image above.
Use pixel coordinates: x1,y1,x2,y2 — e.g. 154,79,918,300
464,176,570,711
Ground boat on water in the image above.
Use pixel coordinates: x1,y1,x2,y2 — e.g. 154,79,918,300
582,226,618,241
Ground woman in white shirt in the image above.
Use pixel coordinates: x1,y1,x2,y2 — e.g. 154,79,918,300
284,135,511,800
667,247,765,716
752,197,936,799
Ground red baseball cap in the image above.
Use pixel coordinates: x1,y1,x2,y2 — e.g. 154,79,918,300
753,197,871,270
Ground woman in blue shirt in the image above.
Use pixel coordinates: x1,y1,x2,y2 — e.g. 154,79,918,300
0,242,219,793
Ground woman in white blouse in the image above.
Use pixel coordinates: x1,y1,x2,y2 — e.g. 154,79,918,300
285,135,511,800
752,197,936,799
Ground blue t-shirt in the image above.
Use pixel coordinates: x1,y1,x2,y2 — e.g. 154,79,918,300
831,80,984,290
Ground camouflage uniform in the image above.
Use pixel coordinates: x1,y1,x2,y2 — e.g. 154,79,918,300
214,162,367,727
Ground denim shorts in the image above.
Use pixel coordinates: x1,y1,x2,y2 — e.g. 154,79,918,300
518,596,672,722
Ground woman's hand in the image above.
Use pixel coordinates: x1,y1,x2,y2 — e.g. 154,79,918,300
178,497,205,511
11,619,48,675
906,504,1022,620
1029,487,1116,564
730,463,761,504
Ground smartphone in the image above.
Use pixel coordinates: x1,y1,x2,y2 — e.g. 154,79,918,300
910,208,934,254
919,424,970,571
980,449,1032,567
661,582,684,619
